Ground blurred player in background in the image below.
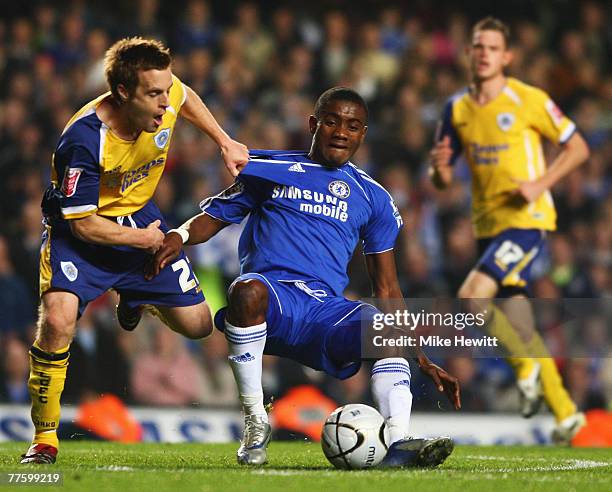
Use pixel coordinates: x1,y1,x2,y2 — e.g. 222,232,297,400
429,17,590,444
21,37,248,464
148,87,461,468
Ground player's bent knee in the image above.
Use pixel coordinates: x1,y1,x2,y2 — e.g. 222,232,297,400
163,303,213,340
227,279,268,324
186,312,213,339
457,284,475,300
38,308,77,347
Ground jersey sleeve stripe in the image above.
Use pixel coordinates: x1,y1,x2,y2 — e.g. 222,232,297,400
559,122,577,144
99,124,108,164
62,204,98,217
248,158,325,168
363,247,395,255
180,83,188,107
503,86,522,105
201,210,233,224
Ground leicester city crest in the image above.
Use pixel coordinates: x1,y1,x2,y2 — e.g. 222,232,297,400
496,112,515,132
60,261,78,282
154,128,171,149
329,180,350,199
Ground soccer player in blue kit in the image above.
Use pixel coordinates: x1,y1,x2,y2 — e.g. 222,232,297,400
149,88,461,468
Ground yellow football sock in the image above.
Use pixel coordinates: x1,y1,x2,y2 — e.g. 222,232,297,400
525,336,577,422
28,341,70,449
482,305,536,380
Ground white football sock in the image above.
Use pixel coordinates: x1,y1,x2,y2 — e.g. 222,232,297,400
371,358,413,445
224,321,268,421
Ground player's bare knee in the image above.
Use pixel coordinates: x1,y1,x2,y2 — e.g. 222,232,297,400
185,313,213,340
167,304,213,340
457,282,475,300
37,308,76,348
227,279,268,325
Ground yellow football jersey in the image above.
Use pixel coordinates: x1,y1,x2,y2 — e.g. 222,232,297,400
51,74,186,220
439,77,576,238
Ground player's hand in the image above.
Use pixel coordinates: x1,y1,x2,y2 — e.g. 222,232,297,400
142,220,165,254
418,358,461,410
430,136,453,170
429,136,453,188
144,232,183,280
221,139,249,177
511,178,546,204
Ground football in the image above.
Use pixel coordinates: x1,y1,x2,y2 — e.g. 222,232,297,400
321,404,389,470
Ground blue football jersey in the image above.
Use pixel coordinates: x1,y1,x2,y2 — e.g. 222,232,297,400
201,151,403,296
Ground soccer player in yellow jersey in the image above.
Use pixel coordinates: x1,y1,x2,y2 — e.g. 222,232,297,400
21,38,249,464
429,18,590,444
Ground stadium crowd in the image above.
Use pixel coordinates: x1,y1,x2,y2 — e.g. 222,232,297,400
0,0,610,418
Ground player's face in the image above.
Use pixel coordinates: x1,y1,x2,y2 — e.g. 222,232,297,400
468,30,512,82
308,100,367,168
124,68,173,133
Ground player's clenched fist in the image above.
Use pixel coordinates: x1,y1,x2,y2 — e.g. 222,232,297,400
429,136,454,189
145,232,183,279
221,138,250,177
142,219,165,254
430,136,452,168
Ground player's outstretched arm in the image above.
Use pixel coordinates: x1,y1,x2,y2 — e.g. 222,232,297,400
428,136,454,190
512,132,590,203
145,212,228,279
365,251,461,410
70,214,164,253
180,85,249,177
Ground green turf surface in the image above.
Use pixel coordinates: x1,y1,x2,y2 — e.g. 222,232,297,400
1,441,610,492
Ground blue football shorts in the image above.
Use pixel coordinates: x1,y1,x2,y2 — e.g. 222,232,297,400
476,228,545,297
215,273,380,380
40,201,204,315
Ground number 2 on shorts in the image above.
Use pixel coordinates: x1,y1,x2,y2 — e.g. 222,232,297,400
172,258,197,293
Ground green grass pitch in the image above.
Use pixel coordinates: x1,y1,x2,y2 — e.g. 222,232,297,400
1,441,610,492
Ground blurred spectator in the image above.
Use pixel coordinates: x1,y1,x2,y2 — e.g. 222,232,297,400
316,11,351,88
197,330,238,406
548,234,595,297
0,336,30,403
0,235,35,336
63,309,131,403
130,319,204,406
173,0,219,54
235,2,274,75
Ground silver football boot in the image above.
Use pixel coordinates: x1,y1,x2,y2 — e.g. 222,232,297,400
237,414,272,465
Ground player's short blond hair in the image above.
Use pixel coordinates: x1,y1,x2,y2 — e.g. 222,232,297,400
104,37,171,101
473,17,511,48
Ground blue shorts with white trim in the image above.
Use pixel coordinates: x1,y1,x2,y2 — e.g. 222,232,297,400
41,200,204,316
215,273,380,379
476,228,545,296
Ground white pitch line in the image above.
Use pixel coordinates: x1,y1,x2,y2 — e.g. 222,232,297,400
95,465,135,472
462,456,610,472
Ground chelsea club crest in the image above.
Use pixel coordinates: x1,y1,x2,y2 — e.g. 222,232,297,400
154,128,171,149
329,180,351,199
